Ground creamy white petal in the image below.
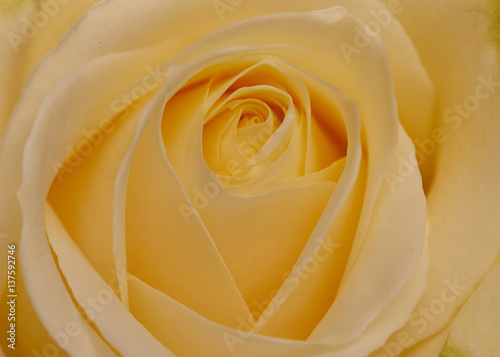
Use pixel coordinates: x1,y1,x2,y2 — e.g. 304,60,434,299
128,274,335,357
374,0,500,352
44,203,175,356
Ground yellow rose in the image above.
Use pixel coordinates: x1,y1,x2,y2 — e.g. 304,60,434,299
0,1,499,357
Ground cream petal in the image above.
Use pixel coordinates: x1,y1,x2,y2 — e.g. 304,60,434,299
154,13,376,322
395,328,449,357
23,6,384,350
44,203,175,356
0,0,429,283
0,2,36,140
123,83,252,327
259,124,426,350
256,164,366,340
127,274,334,357
9,30,189,356
308,125,427,347
47,86,155,291
12,34,343,352
0,0,101,139
199,0,437,145
13,59,165,356
201,61,292,176
1,269,71,357
151,8,426,350
5,1,432,354
252,158,345,195
17,208,117,356
1,0,111,285
158,66,336,315
185,59,310,190
332,231,428,357
112,43,339,329
374,0,500,352
198,183,335,317
0,40,173,296
1,0,214,287
0,0,434,269
204,11,426,347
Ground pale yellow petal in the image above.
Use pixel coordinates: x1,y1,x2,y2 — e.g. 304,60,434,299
124,82,252,327
44,203,175,356
0,0,101,139
159,59,339,310
0,1,36,140
306,125,427,353
1,270,70,357
374,0,500,353
128,274,334,357
397,328,449,357
47,83,155,290
4,1,437,354
17,213,117,356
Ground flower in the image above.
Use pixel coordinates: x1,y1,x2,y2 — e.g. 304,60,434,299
0,1,499,356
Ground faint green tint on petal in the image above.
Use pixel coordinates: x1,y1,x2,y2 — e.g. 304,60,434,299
439,342,468,357
0,0,31,16
488,0,500,48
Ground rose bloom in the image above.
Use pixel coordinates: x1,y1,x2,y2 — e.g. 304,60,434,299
1,0,499,356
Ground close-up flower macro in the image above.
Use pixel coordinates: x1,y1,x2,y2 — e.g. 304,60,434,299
1,0,499,356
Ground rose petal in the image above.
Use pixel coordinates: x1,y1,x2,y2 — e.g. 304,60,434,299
373,0,500,352
3,2,432,354
47,83,156,291
394,328,449,357
128,274,335,357
44,203,175,356
124,81,254,327
0,2,36,139
0,0,101,138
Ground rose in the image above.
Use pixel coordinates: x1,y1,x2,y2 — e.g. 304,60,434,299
0,0,499,356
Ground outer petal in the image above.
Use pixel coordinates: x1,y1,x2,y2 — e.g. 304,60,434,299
0,0,102,138
374,0,500,353
397,328,449,357
0,1,35,140
44,204,175,357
